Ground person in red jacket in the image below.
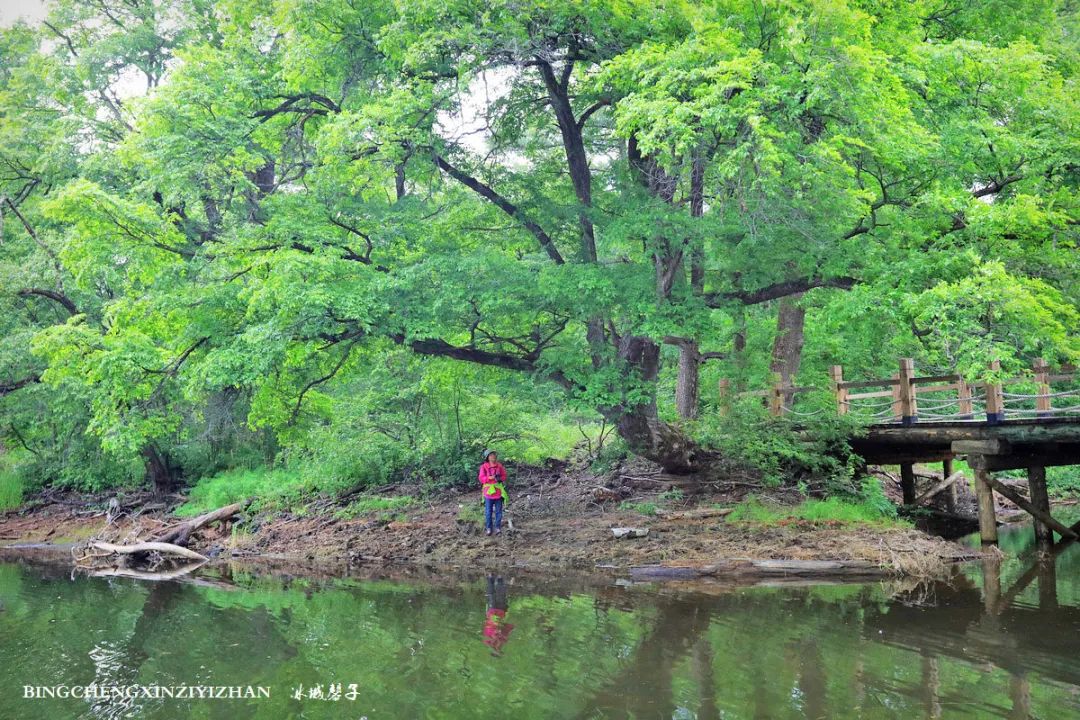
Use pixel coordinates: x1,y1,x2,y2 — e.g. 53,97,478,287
478,449,507,536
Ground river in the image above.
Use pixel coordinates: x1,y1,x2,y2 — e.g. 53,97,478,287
1,520,1077,719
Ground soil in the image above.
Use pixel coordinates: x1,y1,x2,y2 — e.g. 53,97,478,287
0,459,987,579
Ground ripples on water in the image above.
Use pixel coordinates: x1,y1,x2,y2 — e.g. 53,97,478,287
1,521,1078,719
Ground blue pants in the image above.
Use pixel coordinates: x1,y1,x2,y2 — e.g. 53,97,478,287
484,498,504,530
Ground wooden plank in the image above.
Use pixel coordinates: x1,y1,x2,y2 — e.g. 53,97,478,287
918,383,961,394
983,474,1077,541
953,439,1011,455
838,378,899,391
846,389,895,400
911,471,965,507
911,374,962,385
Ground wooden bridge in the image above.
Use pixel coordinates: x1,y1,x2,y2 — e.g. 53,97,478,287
721,358,1080,549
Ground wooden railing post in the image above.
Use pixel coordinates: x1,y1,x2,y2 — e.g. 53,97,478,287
898,357,918,425
957,378,973,419
830,365,848,415
718,378,731,417
890,373,902,422
1033,358,1051,418
985,359,1004,424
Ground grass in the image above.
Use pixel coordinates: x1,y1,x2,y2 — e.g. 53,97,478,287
456,502,484,524
334,495,416,520
728,496,908,528
618,500,659,516
175,467,309,517
0,469,23,512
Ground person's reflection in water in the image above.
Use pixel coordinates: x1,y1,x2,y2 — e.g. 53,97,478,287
483,574,514,657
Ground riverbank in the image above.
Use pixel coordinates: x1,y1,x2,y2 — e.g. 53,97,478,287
0,462,987,580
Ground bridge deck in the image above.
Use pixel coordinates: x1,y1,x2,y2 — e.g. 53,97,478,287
854,417,1080,468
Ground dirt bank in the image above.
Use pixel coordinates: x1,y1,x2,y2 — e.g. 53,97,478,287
0,462,984,580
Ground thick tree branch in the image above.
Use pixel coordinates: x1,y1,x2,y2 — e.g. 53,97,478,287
576,98,610,129
972,173,1023,198
17,288,79,316
706,276,858,307
433,153,565,264
0,375,39,396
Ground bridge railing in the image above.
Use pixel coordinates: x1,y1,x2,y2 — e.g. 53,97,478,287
719,358,1080,425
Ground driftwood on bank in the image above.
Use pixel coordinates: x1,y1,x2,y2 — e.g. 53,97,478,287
91,541,207,562
153,500,249,546
74,499,249,571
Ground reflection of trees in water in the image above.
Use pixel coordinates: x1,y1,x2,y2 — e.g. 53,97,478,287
88,582,181,719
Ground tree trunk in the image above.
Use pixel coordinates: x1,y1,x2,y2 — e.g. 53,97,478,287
142,444,174,498
769,294,806,392
675,340,700,420
612,335,698,474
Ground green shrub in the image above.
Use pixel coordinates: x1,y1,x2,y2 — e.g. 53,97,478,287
175,467,308,517
728,495,906,528
0,468,23,511
618,500,659,516
1048,466,1080,499
693,398,867,493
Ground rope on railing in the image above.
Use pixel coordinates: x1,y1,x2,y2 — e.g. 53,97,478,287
781,405,826,417
1002,388,1080,399
841,397,895,409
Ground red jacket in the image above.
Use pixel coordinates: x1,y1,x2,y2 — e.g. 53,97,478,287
478,461,507,500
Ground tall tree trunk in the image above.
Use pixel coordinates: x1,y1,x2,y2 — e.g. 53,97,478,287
673,149,707,419
675,340,701,420
612,335,697,473
769,295,806,407
142,444,174,498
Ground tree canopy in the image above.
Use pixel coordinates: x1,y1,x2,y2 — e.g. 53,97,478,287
1,0,1077,492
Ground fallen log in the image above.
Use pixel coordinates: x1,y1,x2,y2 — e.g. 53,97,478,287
91,541,208,562
154,500,249,547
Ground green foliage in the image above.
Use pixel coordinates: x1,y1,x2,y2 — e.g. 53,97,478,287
1048,467,1080,499
0,0,1077,498
618,500,659,516
0,466,23,512
174,467,308,517
728,495,905,528
695,399,866,492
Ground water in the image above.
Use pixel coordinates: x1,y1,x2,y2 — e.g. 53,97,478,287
1,526,1077,719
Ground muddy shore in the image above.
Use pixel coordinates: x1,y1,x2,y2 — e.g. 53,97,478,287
0,463,988,581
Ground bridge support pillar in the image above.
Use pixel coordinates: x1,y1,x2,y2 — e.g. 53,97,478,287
1027,465,1053,554
900,463,917,505
942,459,957,513
974,466,998,544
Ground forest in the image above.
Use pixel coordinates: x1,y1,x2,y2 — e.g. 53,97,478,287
0,0,1077,513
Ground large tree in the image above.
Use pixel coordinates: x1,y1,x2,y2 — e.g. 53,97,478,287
2,0,1077,486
